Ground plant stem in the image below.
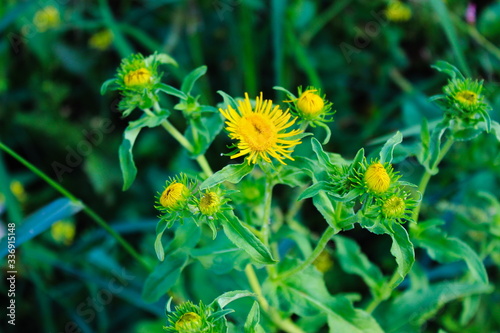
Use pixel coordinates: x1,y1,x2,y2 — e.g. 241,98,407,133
244,265,306,333
365,271,401,313
277,224,338,281
0,141,152,272
411,138,454,222
150,104,213,177
261,176,274,248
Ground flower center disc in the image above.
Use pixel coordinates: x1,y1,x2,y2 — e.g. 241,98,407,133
455,90,478,105
240,114,275,151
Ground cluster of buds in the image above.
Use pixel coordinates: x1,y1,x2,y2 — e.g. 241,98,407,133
155,174,230,237
327,156,417,225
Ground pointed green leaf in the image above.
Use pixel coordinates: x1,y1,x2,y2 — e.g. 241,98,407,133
387,223,415,286
156,83,188,100
431,60,465,80
213,290,255,309
244,301,265,333
334,236,386,298
311,137,334,170
142,251,188,303
119,113,169,190
200,162,254,190
181,65,207,95
380,282,492,332
222,211,275,265
413,225,488,284
298,181,329,201
217,90,238,110
100,78,117,95
379,131,402,164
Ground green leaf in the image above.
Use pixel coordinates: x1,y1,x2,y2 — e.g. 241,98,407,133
268,263,384,332
142,251,188,303
181,65,207,95
200,162,254,190
379,131,402,164
217,90,239,110
451,127,483,141
150,52,178,67
119,113,169,190
491,121,500,142
185,110,224,158
244,302,265,333
0,198,83,257
477,108,491,132
298,181,329,201
386,223,415,286
165,220,202,256
350,148,365,171
190,235,248,273
431,60,465,81
154,219,170,262
311,137,334,169
334,236,386,298
156,83,188,100
412,225,488,284
380,282,492,332
426,119,450,174
212,290,255,309
273,85,296,100
222,211,275,265
100,78,117,95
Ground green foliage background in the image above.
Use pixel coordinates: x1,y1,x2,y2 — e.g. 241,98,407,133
0,0,500,332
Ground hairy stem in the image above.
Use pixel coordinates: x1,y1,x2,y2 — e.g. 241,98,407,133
245,265,306,333
412,138,454,222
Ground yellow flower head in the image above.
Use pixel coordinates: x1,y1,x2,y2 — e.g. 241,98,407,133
313,250,334,273
364,162,391,194
175,312,203,333
10,180,27,203
199,191,222,216
298,90,325,117
385,1,412,22
160,182,189,210
220,92,303,165
454,90,478,107
51,220,76,246
34,6,61,32
89,29,114,51
382,196,406,218
124,68,152,88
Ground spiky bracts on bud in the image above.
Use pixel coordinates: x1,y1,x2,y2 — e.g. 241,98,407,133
164,301,225,333
353,159,400,196
286,86,335,125
442,78,490,122
155,174,195,227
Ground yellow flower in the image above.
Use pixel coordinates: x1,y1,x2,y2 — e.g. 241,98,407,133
313,250,334,273
175,312,203,332
160,182,188,210
51,220,76,246
89,29,114,51
33,6,61,32
124,68,152,87
454,90,478,108
297,90,325,117
364,162,391,194
385,1,412,22
199,191,221,216
382,196,406,218
220,92,303,164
